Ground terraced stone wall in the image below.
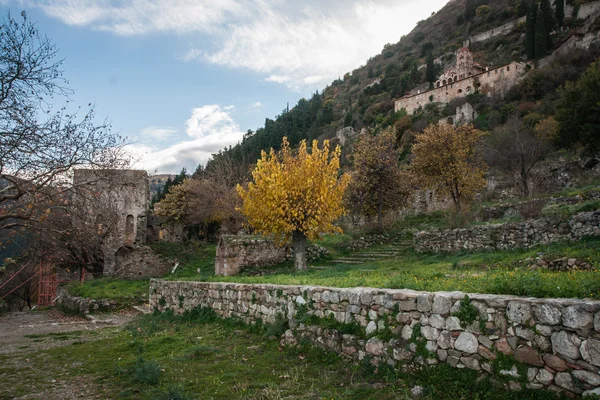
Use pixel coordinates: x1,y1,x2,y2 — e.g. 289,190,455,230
150,280,600,396
415,210,600,253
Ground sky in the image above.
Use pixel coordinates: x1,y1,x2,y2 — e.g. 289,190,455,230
1,0,450,174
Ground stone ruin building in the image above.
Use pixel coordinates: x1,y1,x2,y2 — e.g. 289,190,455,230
395,47,529,115
73,169,170,278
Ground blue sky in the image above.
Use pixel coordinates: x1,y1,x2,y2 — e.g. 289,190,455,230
1,0,449,174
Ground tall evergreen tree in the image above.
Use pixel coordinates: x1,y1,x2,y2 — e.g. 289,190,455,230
368,65,374,79
554,0,565,28
526,0,537,60
425,53,436,87
540,0,554,47
534,6,548,59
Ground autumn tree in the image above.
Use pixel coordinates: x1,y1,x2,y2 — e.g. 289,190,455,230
410,124,487,214
347,128,409,230
485,116,553,198
237,138,349,271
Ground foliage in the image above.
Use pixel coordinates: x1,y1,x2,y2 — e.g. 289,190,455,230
451,295,480,327
237,138,349,271
151,169,186,207
410,124,487,214
526,0,536,59
556,58,600,154
534,4,548,59
346,127,409,230
425,52,436,85
0,12,128,234
485,116,553,198
555,0,565,27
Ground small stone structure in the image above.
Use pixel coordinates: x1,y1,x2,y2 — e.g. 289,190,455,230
395,47,529,115
215,235,288,276
55,286,117,315
150,280,600,396
415,210,600,253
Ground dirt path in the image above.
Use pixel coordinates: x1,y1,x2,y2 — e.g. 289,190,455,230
0,309,136,355
0,309,138,400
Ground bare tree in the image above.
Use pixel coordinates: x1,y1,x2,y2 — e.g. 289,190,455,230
485,116,553,198
0,12,128,235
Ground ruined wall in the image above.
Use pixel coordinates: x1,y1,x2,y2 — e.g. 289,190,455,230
395,62,527,115
215,235,288,276
415,210,600,253
73,169,150,275
113,245,171,279
150,280,600,396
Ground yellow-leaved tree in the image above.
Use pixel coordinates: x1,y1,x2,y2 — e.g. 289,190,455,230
410,123,487,215
237,138,350,271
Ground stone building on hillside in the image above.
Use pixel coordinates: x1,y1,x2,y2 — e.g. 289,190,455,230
73,169,170,277
395,47,529,115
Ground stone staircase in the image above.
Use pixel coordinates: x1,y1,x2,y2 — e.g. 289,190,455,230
325,242,411,266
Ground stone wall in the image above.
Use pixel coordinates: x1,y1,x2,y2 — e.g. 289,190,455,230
150,280,600,396
113,245,172,278
415,210,600,253
215,235,288,276
55,286,117,315
463,17,526,48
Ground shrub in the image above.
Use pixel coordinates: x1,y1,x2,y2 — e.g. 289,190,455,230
133,357,162,385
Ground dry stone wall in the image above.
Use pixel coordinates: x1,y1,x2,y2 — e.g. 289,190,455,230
215,235,288,276
150,280,600,396
415,210,600,253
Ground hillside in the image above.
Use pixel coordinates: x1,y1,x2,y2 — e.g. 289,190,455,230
202,0,600,171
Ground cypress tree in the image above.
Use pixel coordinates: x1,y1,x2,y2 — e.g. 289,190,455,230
534,7,548,59
426,53,436,87
526,0,537,60
540,0,554,48
555,0,564,28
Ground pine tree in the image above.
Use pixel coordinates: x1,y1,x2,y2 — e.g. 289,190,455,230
526,0,537,60
535,6,548,59
368,65,374,79
555,0,564,28
426,53,436,87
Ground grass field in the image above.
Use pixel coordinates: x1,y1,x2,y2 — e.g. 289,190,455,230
0,310,568,400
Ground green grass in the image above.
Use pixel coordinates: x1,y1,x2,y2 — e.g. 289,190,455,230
198,237,600,299
65,278,149,304
0,310,566,399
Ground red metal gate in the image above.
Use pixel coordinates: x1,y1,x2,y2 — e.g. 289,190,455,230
37,263,57,307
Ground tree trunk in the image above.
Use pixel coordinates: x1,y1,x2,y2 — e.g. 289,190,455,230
521,161,529,198
377,184,383,232
292,230,307,272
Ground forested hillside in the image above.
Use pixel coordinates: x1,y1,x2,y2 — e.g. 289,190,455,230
201,0,598,172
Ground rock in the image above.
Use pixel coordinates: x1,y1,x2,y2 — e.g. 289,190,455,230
461,356,481,370
401,325,413,340
595,312,600,332
555,372,582,394
411,385,424,398
543,354,568,372
551,331,580,360
421,326,439,341
454,332,478,354
429,314,445,329
583,388,600,397
446,316,462,331
516,326,535,341
500,365,520,378
572,370,600,386
507,336,519,350
535,324,553,336
527,368,538,382
478,345,496,360
534,304,562,325
478,335,493,349
536,369,554,385
514,346,544,367
447,356,460,367
437,349,448,361
437,331,452,350
399,300,417,311
580,339,600,367
508,381,522,391
506,302,532,324
365,337,384,355
496,337,514,355
416,294,432,312
366,321,377,336
563,306,594,330
295,296,306,305
432,295,453,315
534,335,551,352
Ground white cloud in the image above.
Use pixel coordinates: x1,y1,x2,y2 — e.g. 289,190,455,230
249,101,262,112
31,0,450,89
140,126,178,141
128,104,244,173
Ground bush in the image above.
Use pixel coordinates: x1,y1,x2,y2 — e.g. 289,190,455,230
133,357,162,385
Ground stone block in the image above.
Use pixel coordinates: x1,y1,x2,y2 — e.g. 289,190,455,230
534,304,561,325
506,301,532,324
563,306,594,330
454,332,478,354
551,331,580,360
580,339,600,367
